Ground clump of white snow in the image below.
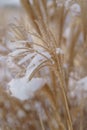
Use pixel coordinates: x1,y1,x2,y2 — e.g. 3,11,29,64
56,48,64,54
25,51,51,78
70,3,81,16
70,77,87,103
17,110,26,118
0,56,6,62
8,77,46,101
34,102,47,121
77,77,87,91
65,0,71,9
71,3,81,13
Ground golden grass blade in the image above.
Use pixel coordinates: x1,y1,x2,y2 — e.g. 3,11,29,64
29,60,52,80
20,0,40,34
38,114,45,130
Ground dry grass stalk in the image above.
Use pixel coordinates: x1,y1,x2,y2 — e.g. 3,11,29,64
21,0,40,34
20,0,73,130
78,0,87,42
3,0,87,129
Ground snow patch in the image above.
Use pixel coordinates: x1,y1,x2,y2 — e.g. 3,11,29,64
18,53,36,65
8,77,46,101
69,77,87,101
70,3,81,16
56,48,64,54
76,77,87,91
26,51,51,78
